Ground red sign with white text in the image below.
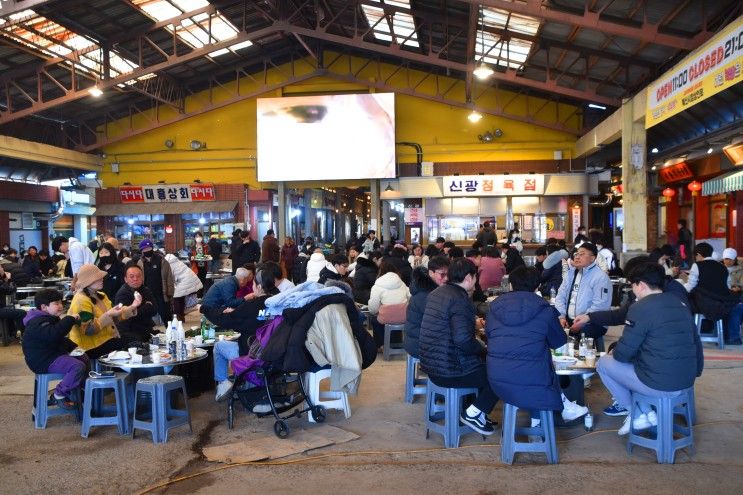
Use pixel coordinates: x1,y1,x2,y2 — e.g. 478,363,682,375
119,183,216,203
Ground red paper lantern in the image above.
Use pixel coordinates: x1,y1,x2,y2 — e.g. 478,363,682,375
661,188,676,198
165,225,173,234
687,181,702,192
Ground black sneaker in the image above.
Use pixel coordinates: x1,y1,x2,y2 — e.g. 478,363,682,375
460,412,495,436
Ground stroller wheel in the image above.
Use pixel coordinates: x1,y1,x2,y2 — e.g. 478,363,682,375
311,405,327,423
274,420,290,439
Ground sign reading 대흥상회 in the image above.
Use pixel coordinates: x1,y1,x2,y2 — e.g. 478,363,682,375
646,15,743,128
442,175,544,196
119,183,216,203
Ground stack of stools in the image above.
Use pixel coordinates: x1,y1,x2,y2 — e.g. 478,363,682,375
404,355,427,404
501,404,558,464
383,323,406,361
32,373,82,429
131,375,192,443
627,389,694,464
81,373,130,438
693,313,725,349
304,367,351,423
424,382,484,448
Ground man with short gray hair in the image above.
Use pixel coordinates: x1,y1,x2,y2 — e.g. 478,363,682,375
200,267,253,319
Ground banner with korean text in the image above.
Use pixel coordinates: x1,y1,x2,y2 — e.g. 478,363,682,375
119,183,216,203
442,175,544,197
646,15,743,128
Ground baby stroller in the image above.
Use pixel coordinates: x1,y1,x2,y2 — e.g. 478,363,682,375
226,365,326,438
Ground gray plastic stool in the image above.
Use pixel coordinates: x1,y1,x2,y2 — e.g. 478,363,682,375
383,323,406,361
32,373,81,429
425,381,483,448
81,373,130,437
694,313,724,349
404,354,427,404
627,389,694,463
132,375,192,443
501,404,558,464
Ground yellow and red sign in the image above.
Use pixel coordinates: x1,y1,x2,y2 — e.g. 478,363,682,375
646,15,743,128
120,183,215,203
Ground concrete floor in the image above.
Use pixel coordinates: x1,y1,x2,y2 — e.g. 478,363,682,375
1,318,742,495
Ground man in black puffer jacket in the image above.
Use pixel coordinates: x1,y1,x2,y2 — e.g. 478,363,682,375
419,258,499,436
352,252,380,305
597,262,703,435
404,256,449,358
1,249,31,287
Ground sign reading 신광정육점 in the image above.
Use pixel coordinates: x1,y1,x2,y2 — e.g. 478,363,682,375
646,15,743,128
120,183,216,203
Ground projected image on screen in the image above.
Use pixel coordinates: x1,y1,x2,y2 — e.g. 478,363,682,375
257,93,395,181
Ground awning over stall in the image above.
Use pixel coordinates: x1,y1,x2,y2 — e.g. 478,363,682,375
702,170,743,196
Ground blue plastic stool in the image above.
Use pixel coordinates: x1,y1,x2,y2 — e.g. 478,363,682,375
501,404,558,464
32,373,82,429
424,382,483,448
404,354,427,404
627,389,694,463
81,373,130,437
694,313,724,349
132,375,192,443
383,324,406,361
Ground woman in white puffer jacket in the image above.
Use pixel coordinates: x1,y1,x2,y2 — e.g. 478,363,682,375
306,249,329,283
368,261,410,346
165,253,203,321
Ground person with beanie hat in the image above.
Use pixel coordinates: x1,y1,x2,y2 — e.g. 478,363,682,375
68,264,135,358
134,239,174,324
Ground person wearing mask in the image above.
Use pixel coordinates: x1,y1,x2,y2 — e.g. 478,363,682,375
362,230,381,254
573,226,588,247
353,251,382,304
231,230,261,275
135,239,174,324
554,243,612,344
404,256,450,358
113,264,158,344
408,244,429,270
0,249,31,287
38,249,56,277
486,266,588,426
207,234,223,273
597,262,703,435
260,229,280,263
165,253,203,322
97,242,125,302
478,246,506,291
318,254,349,284
476,221,497,248
419,258,498,436
22,246,41,279
368,261,410,347
213,265,280,401
69,264,132,358
190,231,210,292
677,219,693,269
281,236,299,281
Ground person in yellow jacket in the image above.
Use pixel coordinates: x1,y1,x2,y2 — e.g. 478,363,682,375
68,264,142,359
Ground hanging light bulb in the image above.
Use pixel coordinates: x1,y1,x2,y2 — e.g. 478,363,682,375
89,85,103,97
474,63,494,80
468,110,483,123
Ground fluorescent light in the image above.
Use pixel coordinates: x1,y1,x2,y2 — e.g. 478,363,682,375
651,147,659,154
588,103,606,110
707,147,713,154
651,165,657,171
467,110,483,123
473,63,494,80
89,86,103,97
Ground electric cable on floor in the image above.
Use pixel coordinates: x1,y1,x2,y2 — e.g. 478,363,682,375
134,418,743,494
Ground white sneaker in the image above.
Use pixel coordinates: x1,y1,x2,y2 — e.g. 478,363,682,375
215,380,233,402
562,400,589,422
646,410,658,426
530,418,541,428
618,415,632,435
618,413,653,436
252,403,272,414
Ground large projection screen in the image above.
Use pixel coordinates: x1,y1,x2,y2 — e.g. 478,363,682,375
257,93,395,181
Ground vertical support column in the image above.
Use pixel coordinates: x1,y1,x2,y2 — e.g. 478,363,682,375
505,196,514,230
277,182,287,241
621,100,648,252
304,189,313,241
370,179,380,237
582,193,589,229
382,201,391,246
335,190,343,249
74,216,89,244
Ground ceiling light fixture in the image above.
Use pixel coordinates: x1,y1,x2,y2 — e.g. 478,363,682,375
473,5,493,80
89,85,103,97
651,147,659,154
707,147,713,154
468,109,483,123
588,103,606,110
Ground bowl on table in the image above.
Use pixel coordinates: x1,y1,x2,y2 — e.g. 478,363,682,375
552,356,578,370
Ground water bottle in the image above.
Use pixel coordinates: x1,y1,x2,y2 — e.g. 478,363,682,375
200,315,208,340
578,333,587,359
584,410,594,431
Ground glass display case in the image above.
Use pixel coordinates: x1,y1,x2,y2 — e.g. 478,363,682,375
182,211,235,251
427,216,480,242
113,214,165,250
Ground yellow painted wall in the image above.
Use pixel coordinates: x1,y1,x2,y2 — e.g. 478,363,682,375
101,52,580,187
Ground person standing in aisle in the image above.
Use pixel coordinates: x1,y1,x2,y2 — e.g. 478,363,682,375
261,229,281,263
281,236,299,281
231,230,261,274
207,233,223,273
135,239,174,325
190,231,209,296
677,219,693,269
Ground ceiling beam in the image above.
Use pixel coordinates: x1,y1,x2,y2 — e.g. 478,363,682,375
462,0,712,51
0,133,100,170
0,0,56,19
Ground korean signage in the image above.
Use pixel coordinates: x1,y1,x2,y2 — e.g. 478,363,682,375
119,183,216,203
658,162,693,184
646,15,743,128
442,175,544,197
404,199,423,225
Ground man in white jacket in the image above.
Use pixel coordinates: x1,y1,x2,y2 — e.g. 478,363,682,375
51,236,95,276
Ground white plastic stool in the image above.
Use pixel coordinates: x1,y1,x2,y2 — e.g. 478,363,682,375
304,368,351,423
